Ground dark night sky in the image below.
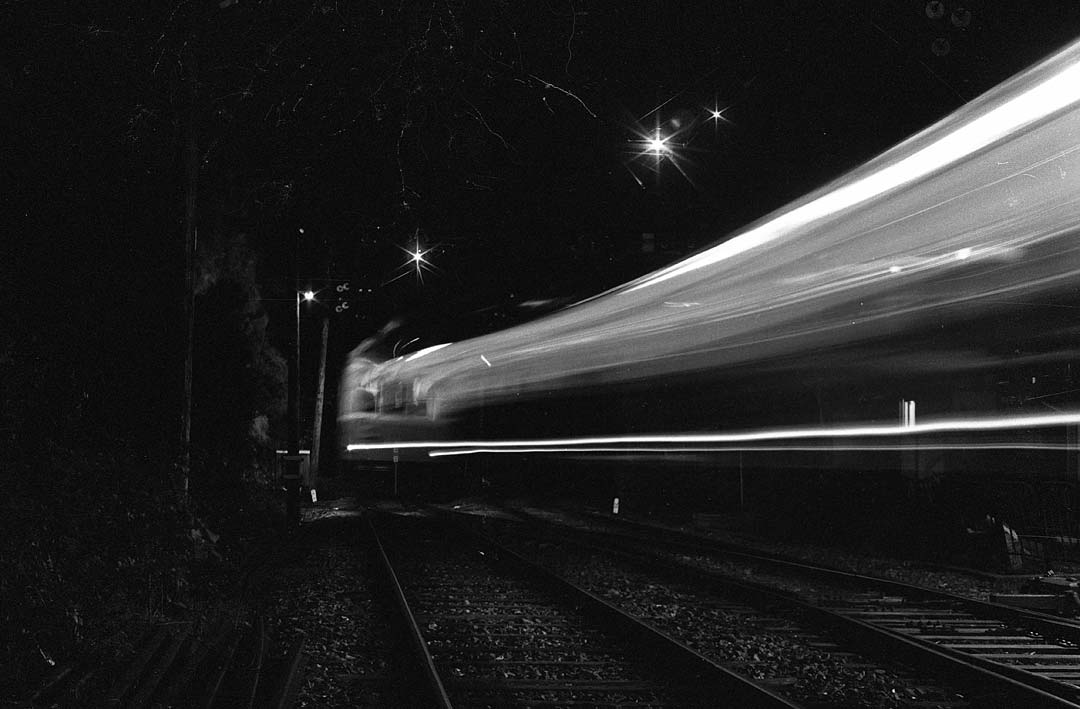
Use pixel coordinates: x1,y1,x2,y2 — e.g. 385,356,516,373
6,1,1080,440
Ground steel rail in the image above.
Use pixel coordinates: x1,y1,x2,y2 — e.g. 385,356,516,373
427,507,804,708
584,511,1080,639
364,514,454,709
270,639,307,709
501,508,1080,709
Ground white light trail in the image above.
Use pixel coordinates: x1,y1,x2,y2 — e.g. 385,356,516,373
429,443,1071,458
405,343,453,362
345,410,1080,452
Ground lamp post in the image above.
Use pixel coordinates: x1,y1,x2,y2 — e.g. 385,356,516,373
283,230,313,528
309,312,329,493
284,283,317,529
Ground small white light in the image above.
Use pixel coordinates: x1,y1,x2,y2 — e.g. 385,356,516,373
955,247,972,260
888,265,902,274
647,136,668,154
303,290,316,301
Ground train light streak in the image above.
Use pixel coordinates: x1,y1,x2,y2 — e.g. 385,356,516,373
480,354,492,367
345,409,1080,453
627,48,1080,293
428,443,1073,458
405,343,453,362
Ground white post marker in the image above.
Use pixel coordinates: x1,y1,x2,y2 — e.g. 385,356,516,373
393,447,400,496
310,489,318,503
612,497,620,515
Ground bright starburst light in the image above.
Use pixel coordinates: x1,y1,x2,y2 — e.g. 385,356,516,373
625,118,696,187
384,234,439,286
646,132,669,155
706,101,733,125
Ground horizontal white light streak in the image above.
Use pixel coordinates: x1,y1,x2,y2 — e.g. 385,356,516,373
429,443,1071,458
627,55,1080,292
405,342,453,362
345,410,1080,452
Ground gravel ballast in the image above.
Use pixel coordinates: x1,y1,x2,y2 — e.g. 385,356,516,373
487,522,968,708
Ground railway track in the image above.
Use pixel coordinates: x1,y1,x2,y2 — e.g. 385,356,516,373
472,517,977,707
112,614,306,708
482,506,1080,708
23,512,389,708
20,614,307,708
367,508,800,707
261,508,406,706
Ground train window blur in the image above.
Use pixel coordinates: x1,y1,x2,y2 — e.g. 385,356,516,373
351,388,375,413
377,382,408,414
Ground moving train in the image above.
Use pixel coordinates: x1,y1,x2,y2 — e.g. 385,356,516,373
339,38,1080,472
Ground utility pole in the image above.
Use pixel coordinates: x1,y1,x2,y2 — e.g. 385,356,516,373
310,315,329,492
179,61,198,502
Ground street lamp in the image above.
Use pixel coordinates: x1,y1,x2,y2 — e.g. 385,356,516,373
385,237,437,286
646,131,670,156
284,229,310,528
285,286,319,527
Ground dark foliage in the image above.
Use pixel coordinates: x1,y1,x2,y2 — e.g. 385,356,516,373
192,233,287,504
0,439,190,696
